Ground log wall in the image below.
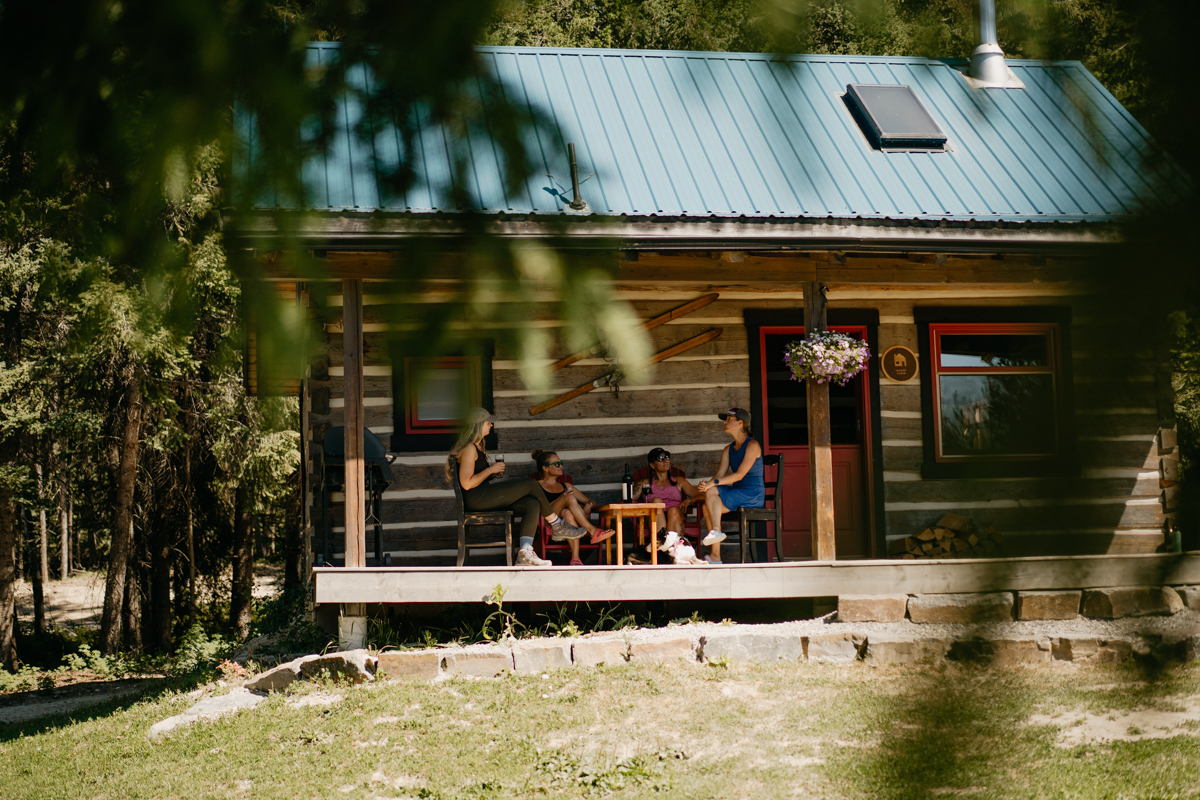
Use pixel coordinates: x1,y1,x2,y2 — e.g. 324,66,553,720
301,251,1172,564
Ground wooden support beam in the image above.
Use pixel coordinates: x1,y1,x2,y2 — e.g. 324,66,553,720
805,281,836,562
342,279,366,570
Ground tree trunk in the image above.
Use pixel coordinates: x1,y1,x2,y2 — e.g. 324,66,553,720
230,482,254,640
0,495,17,669
69,496,78,571
59,466,69,579
36,464,48,587
59,504,68,581
121,535,142,653
184,397,197,628
149,511,172,653
28,507,44,635
99,377,143,654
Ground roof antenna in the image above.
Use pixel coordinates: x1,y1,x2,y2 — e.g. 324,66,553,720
968,0,1010,87
567,143,588,211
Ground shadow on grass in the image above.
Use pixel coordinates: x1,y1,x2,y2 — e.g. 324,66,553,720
0,670,214,742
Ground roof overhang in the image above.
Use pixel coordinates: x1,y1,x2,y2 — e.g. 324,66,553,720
227,211,1123,256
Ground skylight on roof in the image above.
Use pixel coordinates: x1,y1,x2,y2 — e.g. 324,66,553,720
845,84,947,151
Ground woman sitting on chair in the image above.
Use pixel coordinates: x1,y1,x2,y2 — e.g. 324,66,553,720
636,448,701,553
533,450,614,565
448,408,588,567
696,407,765,564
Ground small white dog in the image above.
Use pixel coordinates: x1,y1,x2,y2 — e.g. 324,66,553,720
659,530,705,565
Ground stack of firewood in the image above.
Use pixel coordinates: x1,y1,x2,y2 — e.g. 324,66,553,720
888,513,1006,559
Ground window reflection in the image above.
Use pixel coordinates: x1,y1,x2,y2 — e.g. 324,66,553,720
416,368,466,421
939,374,1056,456
939,334,1048,368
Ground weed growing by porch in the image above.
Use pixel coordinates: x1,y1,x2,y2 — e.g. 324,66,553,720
365,600,679,651
3,661,1199,799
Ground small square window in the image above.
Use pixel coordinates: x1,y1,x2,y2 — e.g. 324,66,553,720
405,357,479,433
916,309,1076,478
391,343,495,453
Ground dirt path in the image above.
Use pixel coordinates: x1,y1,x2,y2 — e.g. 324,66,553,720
13,565,284,630
0,678,160,726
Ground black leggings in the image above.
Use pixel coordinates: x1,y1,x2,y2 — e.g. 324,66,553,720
464,479,552,541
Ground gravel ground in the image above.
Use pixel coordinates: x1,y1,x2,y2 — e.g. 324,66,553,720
447,607,1200,654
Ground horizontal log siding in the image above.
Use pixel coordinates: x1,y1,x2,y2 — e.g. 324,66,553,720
306,258,1168,563
875,294,1168,555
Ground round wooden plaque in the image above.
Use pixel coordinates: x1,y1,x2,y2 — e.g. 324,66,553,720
881,345,918,383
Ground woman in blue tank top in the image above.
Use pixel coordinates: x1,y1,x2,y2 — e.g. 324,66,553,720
696,407,764,564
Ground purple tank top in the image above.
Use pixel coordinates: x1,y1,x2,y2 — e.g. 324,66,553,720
645,481,683,508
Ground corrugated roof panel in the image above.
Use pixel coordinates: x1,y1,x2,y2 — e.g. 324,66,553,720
625,56,701,213
583,54,648,212
744,60,850,216
608,56,677,213
1017,75,1125,214
671,56,749,214
775,62,869,215
643,55,725,214
721,59,807,214
916,66,1013,216
502,51,568,213
237,44,1187,222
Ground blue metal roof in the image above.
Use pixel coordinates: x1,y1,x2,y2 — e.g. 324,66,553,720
238,44,1187,223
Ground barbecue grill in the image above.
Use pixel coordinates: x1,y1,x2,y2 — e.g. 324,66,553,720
316,426,395,566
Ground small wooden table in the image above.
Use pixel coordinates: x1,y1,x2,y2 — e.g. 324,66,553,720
597,502,666,565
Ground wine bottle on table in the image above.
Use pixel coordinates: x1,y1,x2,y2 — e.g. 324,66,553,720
621,463,633,502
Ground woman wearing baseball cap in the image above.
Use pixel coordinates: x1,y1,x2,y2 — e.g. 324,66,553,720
695,407,764,564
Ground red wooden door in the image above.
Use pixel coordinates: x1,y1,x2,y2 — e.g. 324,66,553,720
759,327,871,559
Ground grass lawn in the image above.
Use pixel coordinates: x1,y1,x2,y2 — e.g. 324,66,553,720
2,658,1199,799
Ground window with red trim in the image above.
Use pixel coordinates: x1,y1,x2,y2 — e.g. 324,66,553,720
929,322,1063,462
390,343,495,453
403,357,481,434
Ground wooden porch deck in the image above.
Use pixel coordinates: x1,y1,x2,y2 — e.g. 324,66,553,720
314,552,1200,605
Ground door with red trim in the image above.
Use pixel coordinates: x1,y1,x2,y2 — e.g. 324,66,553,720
760,326,871,559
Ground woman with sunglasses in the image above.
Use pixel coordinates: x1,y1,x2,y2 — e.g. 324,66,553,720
533,450,615,566
447,409,589,567
636,448,701,550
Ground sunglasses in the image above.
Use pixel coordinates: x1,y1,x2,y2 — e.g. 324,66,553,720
653,453,671,462
546,461,564,468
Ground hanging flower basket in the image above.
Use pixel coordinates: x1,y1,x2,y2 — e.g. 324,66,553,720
784,332,872,386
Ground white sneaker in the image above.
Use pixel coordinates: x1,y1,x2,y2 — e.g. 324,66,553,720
658,531,680,552
701,529,726,546
515,547,551,567
703,554,723,564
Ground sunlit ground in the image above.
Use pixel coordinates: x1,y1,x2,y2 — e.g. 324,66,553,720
2,659,1199,799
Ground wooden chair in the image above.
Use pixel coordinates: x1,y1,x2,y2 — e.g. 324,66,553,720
734,453,785,563
449,458,513,567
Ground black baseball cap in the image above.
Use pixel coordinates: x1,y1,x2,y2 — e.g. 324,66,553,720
647,447,671,463
717,407,751,424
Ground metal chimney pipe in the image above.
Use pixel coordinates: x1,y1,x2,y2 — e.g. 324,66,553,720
968,0,1008,86
567,143,587,211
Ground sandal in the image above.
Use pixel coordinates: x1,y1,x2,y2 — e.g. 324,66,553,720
588,528,616,544
570,556,583,566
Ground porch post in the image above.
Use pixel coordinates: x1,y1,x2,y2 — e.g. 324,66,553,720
342,279,366,569
805,282,836,561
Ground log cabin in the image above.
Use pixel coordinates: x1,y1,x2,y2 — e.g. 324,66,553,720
231,22,1196,613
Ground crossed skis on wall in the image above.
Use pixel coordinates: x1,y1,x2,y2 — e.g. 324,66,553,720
528,293,722,416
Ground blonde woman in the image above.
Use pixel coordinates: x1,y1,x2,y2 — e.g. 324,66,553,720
533,450,615,566
448,408,587,567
